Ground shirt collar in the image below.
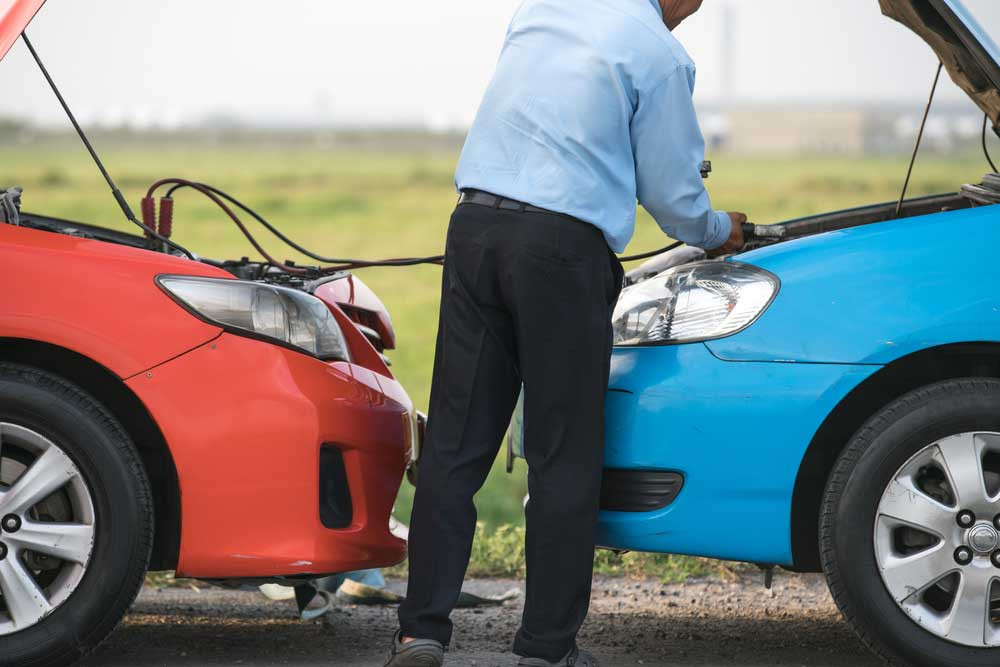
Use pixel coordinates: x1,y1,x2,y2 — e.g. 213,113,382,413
647,0,663,17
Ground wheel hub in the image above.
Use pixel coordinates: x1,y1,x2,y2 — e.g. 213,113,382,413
0,422,96,636
874,431,1000,648
968,524,1000,554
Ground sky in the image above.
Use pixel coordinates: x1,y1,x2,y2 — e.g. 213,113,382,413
1,0,999,129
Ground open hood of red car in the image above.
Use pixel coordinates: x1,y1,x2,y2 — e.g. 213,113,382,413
0,0,44,61
882,0,1000,127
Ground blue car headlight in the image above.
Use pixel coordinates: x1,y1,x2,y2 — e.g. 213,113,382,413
158,275,351,362
612,261,779,346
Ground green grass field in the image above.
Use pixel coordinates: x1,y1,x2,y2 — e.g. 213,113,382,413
2,143,992,534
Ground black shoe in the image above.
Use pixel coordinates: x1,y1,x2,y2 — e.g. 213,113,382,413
518,645,599,666
383,631,445,667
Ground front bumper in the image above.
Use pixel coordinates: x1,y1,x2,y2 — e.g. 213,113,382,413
127,332,410,578
597,343,879,566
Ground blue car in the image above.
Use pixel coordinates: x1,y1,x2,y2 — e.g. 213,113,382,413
509,1,1000,665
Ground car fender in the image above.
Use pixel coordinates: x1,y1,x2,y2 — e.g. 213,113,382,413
0,224,227,379
597,343,881,565
706,205,1000,364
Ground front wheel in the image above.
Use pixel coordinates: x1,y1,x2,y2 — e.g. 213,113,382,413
822,378,1000,666
0,364,153,666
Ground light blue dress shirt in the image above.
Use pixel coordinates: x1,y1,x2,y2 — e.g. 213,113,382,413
455,0,731,253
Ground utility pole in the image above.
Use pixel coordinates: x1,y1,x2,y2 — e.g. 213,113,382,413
721,2,736,101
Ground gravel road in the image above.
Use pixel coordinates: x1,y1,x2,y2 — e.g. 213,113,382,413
83,573,882,667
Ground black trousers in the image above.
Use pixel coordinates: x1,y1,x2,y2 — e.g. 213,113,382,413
399,203,624,661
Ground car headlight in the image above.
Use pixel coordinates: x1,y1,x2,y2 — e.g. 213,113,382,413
158,275,351,362
612,261,779,346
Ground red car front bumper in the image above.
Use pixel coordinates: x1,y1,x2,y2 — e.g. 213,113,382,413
127,332,410,578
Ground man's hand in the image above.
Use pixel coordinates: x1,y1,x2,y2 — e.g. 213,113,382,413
706,212,747,258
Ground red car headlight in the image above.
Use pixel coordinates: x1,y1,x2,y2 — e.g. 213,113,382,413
158,275,351,362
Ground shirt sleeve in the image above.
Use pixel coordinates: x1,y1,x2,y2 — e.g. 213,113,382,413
630,65,731,250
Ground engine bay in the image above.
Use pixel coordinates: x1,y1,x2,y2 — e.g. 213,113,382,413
743,172,999,252
616,172,998,284
0,186,334,283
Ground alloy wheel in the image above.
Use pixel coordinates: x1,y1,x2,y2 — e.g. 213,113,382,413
0,422,96,635
875,432,1000,647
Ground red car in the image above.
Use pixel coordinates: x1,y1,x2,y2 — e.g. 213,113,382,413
0,3,414,665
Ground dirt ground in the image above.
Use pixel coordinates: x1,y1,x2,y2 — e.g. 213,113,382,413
82,573,882,667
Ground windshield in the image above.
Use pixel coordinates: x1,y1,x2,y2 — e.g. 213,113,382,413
943,0,1000,67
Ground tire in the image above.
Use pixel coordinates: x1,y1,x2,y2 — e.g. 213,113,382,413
822,378,1000,667
0,363,153,666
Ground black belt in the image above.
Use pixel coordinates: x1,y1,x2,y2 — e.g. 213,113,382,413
458,189,553,215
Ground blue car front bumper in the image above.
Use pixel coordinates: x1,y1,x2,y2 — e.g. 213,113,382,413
598,343,879,566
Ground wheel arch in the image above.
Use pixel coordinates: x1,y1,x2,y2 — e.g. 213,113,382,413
790,342,1000,572
0,338,181,571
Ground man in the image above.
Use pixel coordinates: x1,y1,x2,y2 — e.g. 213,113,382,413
387,1,745,665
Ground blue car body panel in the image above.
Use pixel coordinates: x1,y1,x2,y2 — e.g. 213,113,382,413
597,344,878,565
598,204,1000,565
706,206,1000,364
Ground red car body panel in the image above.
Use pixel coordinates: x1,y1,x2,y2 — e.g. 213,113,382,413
0,220,410,577
0,0,45,61
127,333,408,578
0,224,226,379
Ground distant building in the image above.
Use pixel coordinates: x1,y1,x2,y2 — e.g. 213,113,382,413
698,103,983,156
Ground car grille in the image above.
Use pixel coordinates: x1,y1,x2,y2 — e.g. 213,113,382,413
600,469,684,513
319,445,353,529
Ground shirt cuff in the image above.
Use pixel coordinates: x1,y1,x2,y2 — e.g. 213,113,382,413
703,211,732,250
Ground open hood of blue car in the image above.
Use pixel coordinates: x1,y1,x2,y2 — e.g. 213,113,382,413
881,0,1000,127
